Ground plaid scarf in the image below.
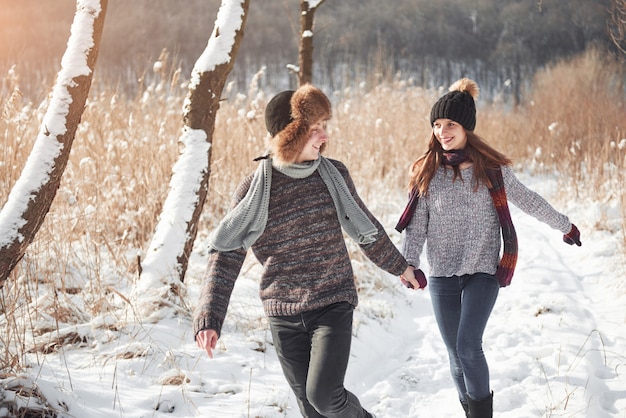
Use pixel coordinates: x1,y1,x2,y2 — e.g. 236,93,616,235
395,150,518,287
486,166,518,287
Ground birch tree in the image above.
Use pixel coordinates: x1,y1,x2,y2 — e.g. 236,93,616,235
297,0,326,86
0,0,107,286
135,0,250,312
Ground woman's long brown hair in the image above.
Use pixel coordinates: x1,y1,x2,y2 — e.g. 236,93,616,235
408,130,512,196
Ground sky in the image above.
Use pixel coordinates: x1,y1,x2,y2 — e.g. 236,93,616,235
0,1,625,417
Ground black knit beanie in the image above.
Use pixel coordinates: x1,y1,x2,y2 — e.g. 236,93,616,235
265,90,295,137
430,78,479,131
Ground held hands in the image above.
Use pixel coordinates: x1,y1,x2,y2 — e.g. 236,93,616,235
196,329,219,358
400,266,427,290
563,224,582,246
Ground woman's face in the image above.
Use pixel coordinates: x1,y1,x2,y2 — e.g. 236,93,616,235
296,119,329,163
433,118,467,151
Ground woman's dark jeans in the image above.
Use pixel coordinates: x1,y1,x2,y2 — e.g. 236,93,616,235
269,302,369,418
429,273,499,403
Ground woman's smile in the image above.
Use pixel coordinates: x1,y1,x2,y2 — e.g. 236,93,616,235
433,118,467,150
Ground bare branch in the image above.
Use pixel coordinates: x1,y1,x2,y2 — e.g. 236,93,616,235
608,0,626,54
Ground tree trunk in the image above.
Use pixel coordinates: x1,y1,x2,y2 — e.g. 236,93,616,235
0,0,107,286
136,0,250,295
298,0,325,86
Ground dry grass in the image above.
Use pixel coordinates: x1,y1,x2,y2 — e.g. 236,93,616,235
484,49,626,192
482,49,626,240
0,48,624,388
0,374,65,417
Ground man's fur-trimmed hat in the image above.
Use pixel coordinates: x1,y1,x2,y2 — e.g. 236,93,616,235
264,84,332,164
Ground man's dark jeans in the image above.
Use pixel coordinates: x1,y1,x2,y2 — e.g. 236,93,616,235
269,302,368,418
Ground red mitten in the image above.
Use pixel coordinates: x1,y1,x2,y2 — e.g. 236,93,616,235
563,224,582,246
402,268,428,289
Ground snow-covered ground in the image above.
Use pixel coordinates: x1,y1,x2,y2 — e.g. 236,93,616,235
2,170,625,418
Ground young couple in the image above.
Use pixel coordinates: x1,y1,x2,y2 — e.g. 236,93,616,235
193,81,581,418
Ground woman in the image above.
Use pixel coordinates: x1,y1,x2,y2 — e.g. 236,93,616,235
194,84,422,418
396,78,581,418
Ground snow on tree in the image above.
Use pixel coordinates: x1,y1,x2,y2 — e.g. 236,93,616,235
134,0,250,319
0,0,107,286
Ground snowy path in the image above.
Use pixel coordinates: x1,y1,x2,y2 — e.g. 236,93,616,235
347,206,626,418
182,192,625,417
18,179,626,418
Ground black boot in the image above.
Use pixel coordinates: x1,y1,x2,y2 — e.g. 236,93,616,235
467,392,493,418
461,401,470,417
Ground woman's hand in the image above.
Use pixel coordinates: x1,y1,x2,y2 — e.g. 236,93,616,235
563,224,582,246
400,266,427,290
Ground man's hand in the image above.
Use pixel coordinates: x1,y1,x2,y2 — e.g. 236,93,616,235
196,329,219,358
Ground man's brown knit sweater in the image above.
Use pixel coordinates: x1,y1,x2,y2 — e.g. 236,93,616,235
193,159,408,337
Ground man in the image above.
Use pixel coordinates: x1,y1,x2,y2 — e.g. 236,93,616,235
194,84,421,417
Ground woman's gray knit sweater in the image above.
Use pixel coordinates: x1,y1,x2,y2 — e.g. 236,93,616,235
193,159,408,337
402,165,572,278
